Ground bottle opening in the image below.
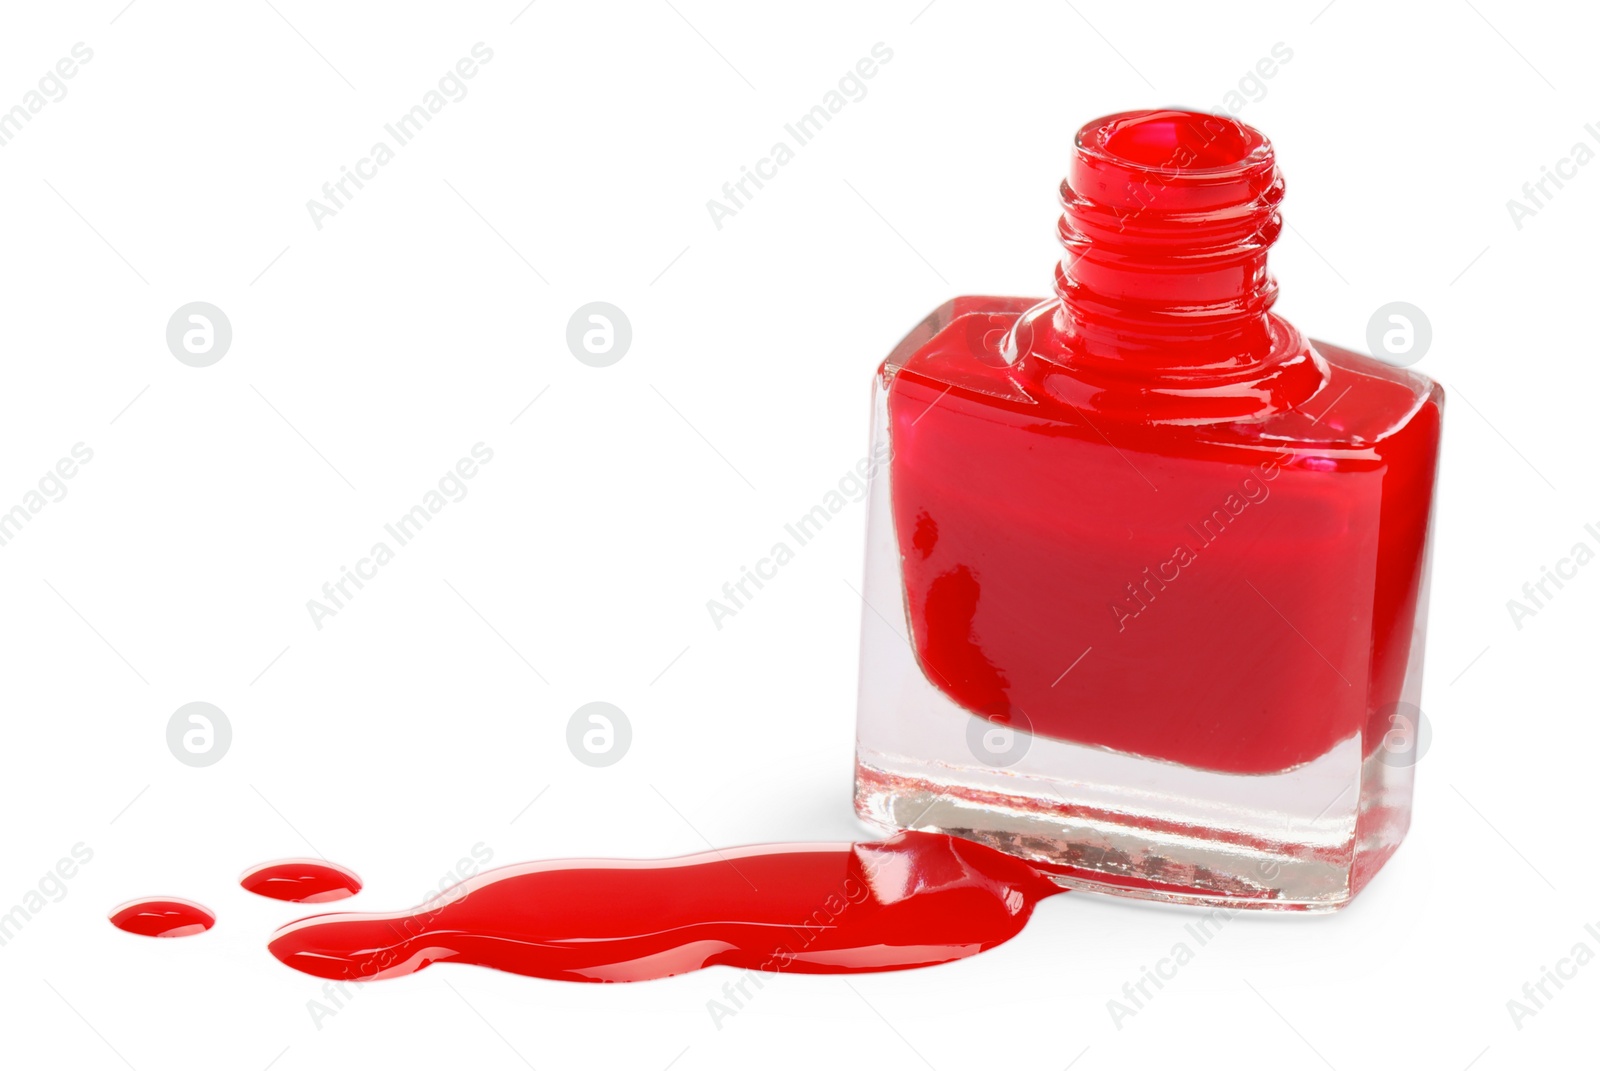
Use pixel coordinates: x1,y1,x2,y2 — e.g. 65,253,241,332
1086,109,1266,176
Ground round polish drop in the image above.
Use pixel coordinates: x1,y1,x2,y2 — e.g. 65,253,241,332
240,859,362,903
109,897,216,938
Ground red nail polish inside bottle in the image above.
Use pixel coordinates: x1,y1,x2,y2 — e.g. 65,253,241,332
854,110,1443,910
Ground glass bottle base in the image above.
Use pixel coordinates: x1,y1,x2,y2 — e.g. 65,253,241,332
854,741,1409,913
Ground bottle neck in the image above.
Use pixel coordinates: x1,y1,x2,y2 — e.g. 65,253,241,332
1052,110,1285,369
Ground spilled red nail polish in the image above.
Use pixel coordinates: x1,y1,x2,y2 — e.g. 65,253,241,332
240,858,362,903
109,897,216,938
269,831,1064,983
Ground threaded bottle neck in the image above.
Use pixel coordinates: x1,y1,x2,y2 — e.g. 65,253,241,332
1055,109,1285,367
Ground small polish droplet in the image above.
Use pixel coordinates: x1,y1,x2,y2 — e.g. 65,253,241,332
240,859,362,903
109,897,216,938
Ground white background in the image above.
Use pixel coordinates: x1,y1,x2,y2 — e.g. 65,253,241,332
0,1,1593,1068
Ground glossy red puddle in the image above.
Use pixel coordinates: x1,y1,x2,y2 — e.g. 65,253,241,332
241,858,362,903
109,897,216,938
269,831,1064,983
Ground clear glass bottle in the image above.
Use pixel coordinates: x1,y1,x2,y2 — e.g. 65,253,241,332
853,110,1443,910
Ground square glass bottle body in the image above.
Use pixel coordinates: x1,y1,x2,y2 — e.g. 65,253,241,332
854,297,1443,910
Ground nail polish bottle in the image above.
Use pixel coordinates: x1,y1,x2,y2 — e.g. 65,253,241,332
854,110,1443,910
